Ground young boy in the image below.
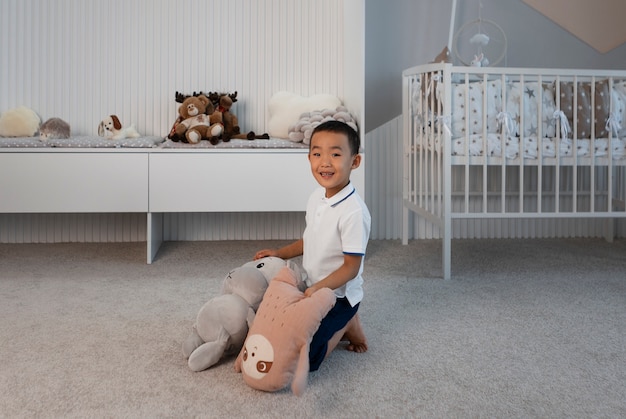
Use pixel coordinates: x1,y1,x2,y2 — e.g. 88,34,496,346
254,120,371,371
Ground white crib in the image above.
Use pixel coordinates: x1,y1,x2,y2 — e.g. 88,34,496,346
402,63,626,279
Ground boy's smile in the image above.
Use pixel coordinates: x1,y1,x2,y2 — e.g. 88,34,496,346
308,131,361,198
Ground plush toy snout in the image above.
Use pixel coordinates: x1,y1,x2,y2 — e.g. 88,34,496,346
186,103,200,117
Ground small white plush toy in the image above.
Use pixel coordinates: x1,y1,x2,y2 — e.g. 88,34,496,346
470,53,489,67
0,106,41,137
97,115,141,140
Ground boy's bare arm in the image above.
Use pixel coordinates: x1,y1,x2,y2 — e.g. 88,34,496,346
304,254,362,297
254,239,303,260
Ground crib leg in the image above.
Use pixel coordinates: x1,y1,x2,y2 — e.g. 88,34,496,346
402,206,409,245
442,233,451,280
442,213,451,280
604,218,615,243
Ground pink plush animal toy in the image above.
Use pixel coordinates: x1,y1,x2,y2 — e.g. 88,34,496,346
235,266,336,396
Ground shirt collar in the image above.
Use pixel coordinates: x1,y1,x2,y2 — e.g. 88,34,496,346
324,182,355,208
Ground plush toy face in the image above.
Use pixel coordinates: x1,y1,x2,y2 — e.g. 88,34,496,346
242,257,307,292
240,334,274,379
242,257,288,284
178,95,211,119
234,266,336,396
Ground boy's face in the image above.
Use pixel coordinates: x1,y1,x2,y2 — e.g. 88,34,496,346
308,130,361,198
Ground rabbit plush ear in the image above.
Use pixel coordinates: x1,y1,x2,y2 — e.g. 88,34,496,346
98,120,105,136
111,115,122,130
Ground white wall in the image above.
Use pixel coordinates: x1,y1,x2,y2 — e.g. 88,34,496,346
0,0,370,244
0,0,350,137
365,0,626,132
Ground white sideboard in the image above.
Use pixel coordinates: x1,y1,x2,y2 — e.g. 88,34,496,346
1,148,364,263
0,150,149,213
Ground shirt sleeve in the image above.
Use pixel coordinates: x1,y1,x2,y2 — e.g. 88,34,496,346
340,208,369,255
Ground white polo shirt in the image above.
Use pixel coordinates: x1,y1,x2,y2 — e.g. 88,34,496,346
302,182,371,307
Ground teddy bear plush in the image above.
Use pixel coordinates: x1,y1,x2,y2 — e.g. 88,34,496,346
168,91,210,142
235,266,336,396
182,257,304,372
174,94,223,145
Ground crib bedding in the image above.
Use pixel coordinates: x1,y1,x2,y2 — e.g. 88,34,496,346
448,134,626,160
417,73,626,162
433,78,626,140
0,135,165,148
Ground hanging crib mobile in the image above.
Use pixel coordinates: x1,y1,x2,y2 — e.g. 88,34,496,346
451,0,507,67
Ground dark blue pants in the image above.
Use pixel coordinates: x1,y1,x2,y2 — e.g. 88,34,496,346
309,297,359,372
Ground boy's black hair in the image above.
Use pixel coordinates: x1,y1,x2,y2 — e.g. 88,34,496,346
310,120,360,156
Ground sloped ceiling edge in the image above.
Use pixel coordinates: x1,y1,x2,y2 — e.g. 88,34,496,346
522,0,626,53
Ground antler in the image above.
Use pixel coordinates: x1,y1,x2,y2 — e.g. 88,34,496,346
208,91,221,106
176,91,213,103
175,91,189,103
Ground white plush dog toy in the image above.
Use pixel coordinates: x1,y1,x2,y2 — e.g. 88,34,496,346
97,115,140,140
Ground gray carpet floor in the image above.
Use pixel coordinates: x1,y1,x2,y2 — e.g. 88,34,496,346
1,238,625,418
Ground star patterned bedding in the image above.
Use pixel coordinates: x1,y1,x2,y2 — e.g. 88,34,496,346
424,75,626,160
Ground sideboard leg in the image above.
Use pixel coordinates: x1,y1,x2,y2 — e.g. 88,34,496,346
147,212,164,264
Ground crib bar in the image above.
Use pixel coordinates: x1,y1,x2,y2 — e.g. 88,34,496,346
401,71,410,245
481,72,489,214
402,63,626,279
500,73,508,214
442,65,453,280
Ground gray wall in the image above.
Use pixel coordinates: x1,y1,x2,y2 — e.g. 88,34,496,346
365,0,626,132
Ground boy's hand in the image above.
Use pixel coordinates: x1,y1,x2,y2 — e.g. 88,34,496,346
304,285,320,297
254,249,277,260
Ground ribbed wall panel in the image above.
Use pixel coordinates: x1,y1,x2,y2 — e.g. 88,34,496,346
0,0,343,137
366,116,404,240
162,212,305,241
0,0,344,244
0,213,146,243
